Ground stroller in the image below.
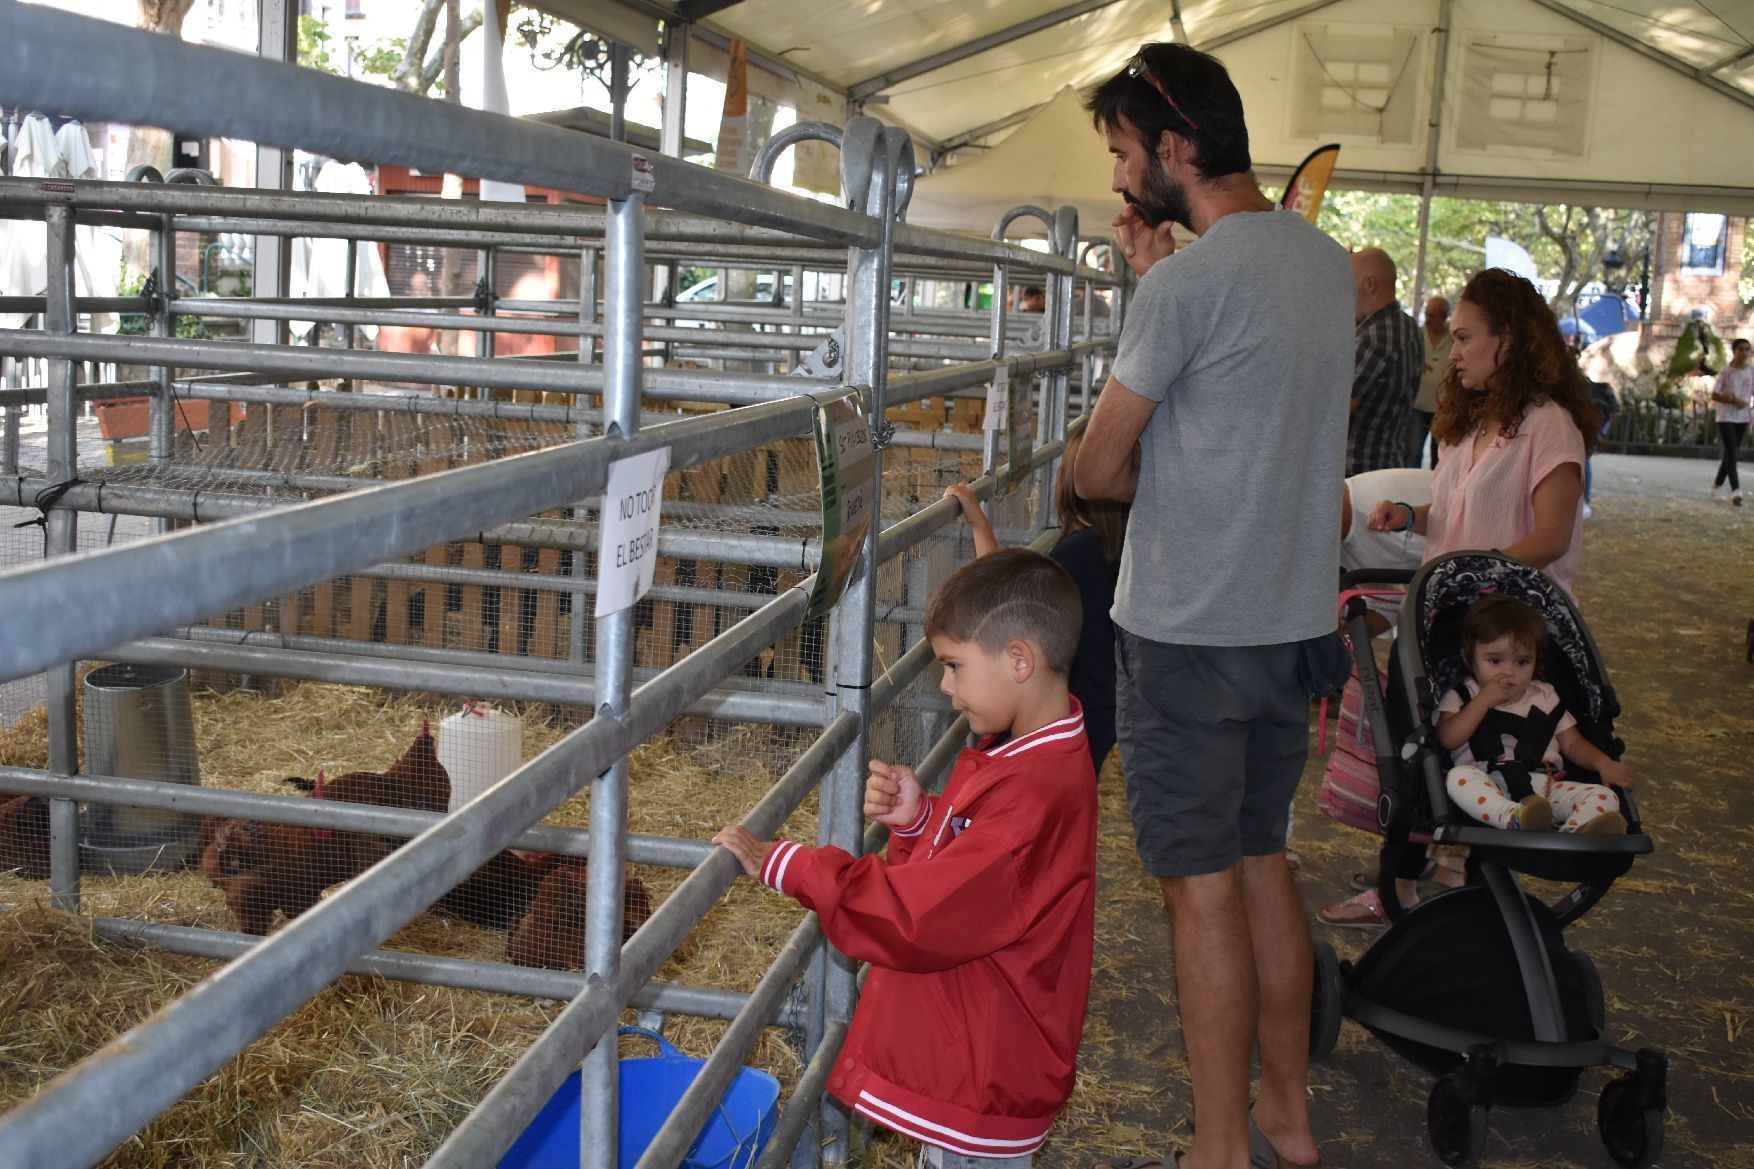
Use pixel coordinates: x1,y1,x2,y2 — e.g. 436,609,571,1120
1308,552,1668,1168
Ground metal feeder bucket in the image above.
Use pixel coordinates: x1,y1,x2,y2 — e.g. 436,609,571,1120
81,663,202,874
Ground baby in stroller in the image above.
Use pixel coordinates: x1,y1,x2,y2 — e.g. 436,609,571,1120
1436,594,1632,835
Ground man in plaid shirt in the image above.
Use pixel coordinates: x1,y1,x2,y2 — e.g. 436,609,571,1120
1347,247,1424,475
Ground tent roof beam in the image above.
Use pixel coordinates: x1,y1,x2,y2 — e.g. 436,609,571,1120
931,0,1345,152
1524,0,1754,112
848,0,1130,101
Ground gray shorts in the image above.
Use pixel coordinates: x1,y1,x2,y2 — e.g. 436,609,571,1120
1115,629,1309,878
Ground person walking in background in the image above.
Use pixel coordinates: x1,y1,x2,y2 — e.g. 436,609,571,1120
1412,295,1451,467
1709,337,1751,505
1078,40,1349,1169
1347,248,1424,476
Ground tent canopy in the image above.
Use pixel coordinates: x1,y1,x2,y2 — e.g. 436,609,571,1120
540,0,1754,226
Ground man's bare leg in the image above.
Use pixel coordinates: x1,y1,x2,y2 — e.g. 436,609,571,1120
1243,852,1320,1166
1161,865,1254,1169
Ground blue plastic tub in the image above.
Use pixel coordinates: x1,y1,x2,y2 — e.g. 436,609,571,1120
499,1026,781,1169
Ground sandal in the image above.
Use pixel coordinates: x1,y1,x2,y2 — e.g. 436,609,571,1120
1093,1156,1175,1169
1316,888,1405,929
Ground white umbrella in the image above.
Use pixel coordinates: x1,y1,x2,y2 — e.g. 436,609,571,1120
0,113,57,330
288,158,391,341
54,120,119,334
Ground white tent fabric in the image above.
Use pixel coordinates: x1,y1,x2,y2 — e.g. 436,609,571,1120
904,0,1754,235
646,0,1754,231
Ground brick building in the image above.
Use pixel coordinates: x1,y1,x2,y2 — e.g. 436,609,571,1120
1644,211,1750,351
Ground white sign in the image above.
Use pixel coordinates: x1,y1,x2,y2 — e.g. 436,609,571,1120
595,447,671,618
983,363,1010,431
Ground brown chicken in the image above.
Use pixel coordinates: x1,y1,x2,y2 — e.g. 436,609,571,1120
436,849,563,929
280,722,454,874
0,796,51,879
196,813,367,935
284,720,451,813
506,862,654,970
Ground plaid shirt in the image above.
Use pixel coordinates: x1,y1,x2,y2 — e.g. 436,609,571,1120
1348,301,1424,475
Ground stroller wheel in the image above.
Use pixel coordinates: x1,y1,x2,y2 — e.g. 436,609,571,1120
1310,940,1343,1062
1427,1073,1489,1167
1598,1075,1665,1168
1571,950,1605,1034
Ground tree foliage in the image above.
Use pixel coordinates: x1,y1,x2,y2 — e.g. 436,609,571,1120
300,3,481,96
1316,190,1654,312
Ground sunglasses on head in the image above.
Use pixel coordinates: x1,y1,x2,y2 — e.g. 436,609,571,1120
1126,53,1202,132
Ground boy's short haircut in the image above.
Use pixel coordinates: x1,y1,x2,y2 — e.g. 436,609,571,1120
1460,595,1548,662
925,548,1082,675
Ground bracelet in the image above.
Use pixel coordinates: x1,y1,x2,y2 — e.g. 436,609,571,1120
1395,501,1416,532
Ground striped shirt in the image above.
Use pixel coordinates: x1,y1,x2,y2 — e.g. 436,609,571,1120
1427,400,1587,592
1348,301,1424,475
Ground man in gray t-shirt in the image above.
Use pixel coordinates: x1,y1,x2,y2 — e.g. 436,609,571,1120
1078,42,1350,1169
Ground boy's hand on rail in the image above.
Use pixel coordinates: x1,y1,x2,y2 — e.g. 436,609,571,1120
942,484,997,557
864,759,923,828
712,825,774,879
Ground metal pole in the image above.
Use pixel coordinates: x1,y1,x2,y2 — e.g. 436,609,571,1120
0,393,843,684
148,212,176,470
581,189,645,1169
610,42,631,144
252,0,296,348
1411,0,1453,312
42,204,79,911
660,22,690,159
813,118,903,1168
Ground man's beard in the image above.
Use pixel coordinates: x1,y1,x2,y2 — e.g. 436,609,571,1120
1124,156,1192,231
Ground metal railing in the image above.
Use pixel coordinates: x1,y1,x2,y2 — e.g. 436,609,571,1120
0,9,1123,1169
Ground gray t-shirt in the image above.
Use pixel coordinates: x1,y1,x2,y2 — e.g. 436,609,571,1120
1107,208,1353,646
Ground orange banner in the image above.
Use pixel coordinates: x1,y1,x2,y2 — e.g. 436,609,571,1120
1279,144,1341,224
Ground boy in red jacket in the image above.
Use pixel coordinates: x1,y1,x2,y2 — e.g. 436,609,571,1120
715,549,1099,1168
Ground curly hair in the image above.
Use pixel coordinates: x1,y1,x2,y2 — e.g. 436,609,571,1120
1432,268,1602,454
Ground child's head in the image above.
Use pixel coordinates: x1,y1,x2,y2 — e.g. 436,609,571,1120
1459,595,1546,698
1054,430,1130,569
925,548,1081,736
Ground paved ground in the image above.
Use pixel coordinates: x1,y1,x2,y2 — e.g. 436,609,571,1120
1043,451,1753,1169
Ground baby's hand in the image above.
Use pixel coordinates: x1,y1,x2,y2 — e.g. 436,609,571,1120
1598,757,1635,790
865,759,924,828
1478,674,1522,707
712,825,773,879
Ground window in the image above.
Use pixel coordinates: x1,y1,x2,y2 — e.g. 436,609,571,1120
1455,36,1594,158
345,0,364,18
1681,213,1728,275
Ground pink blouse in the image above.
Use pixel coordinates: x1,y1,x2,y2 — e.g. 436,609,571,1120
1427,400,1587,592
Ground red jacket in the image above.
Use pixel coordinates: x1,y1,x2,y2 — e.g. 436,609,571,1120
759,702,1097,1157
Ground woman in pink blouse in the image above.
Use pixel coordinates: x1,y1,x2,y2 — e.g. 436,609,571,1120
1362,267,1602,593
1318,267,1603,928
